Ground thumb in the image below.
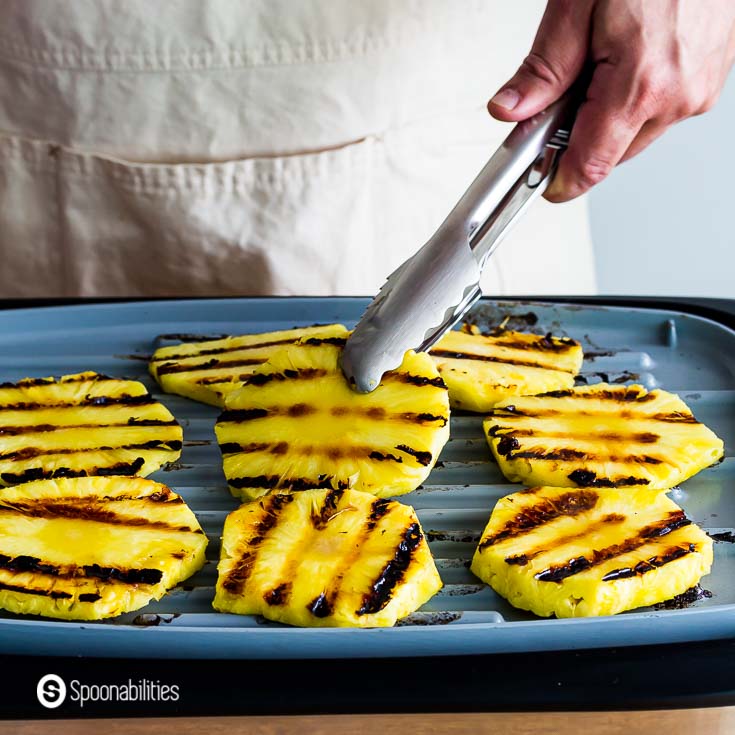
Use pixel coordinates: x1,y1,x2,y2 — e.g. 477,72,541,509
488,1,594,122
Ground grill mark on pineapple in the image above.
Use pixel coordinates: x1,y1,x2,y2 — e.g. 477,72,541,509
221,493,295,594
0,439,182,463
0,500,200,533
308,592,333,618
0,457,147,484
0,395,156,412
535,510,692,582
602,544,698,581
0,374,124,390
263,582,292,606
228,474,350,491
503,447,663,465
310,498,397,619
535,387,655,402
302,337,347,347
0,419,179,435
357,522,423,615
0,554,163,586
219,440,429,466
649,412,700,424
382,372,447,389
567,469,650,488
489,428,661,444
195,374,257,386
156,358,265,376
312,488,346,529
430,349,574,374
150,336,302,364
491,333,580,353
504,514,627,566
218,406,447,425
478,490,599,550
0,580,72,599
239,368,328,387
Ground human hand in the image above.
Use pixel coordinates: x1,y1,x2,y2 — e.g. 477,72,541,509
488,0,735,202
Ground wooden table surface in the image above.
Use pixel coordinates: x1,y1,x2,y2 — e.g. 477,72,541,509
3,710,734,735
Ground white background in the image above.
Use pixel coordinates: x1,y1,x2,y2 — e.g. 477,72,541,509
588,71,734,298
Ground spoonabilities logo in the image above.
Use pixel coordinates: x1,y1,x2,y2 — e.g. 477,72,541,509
37,674,67,709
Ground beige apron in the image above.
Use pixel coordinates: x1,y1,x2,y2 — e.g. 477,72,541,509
0,0,596,298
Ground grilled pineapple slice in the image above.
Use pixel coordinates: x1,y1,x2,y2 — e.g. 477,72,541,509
471,485,713,618
430,328,583,412
213,487,442,627
0,372,182,486
149,324,348,407
485,383,724,492
0,476,207,620
216,336,450,500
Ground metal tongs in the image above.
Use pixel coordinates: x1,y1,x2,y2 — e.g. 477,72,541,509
341,91,581,393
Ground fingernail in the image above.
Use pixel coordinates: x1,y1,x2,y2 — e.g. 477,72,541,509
490,88,521,110
545,173,567,202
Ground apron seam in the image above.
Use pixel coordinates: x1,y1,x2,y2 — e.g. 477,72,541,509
0,32,426,72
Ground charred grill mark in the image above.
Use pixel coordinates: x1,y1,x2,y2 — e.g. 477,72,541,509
383,372,447,389
489,427,660,445
242,368,327,387
367,498,392,531
536,388,655,402
430,349,573,374
401,412,448,426
602,545,697,581
0,500,199,533
0,553,163,586
316,499,396,618
312,488,345,529
263,582,292,606
650,412,699,424
308,592,333,618
535,511,693,583
195,374,253,386
228,474,349,492
0,580,71,599
479,490,599,550
505,448,663,465
0,457,147,484
302,337,347,347
503,514,627,566
369,450,403,463
156,358,264,376
567,469,650,488
0,419,177,435
79,593,102,602
491,333,580,353
0,394,155,412
357,523,423,615
0,374,114,389
150,336,301,364
219,406,448,425
222,494,295,594
0,439,182,462
496,435,520,457
218,408,270,422
394,444,433,467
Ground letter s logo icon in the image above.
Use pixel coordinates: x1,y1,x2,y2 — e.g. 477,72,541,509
37,674,66,708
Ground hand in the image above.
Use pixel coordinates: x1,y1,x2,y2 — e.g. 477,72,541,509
488,0,735,202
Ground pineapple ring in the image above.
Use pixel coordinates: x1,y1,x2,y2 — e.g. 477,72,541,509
150,324,349,407
213,487,442,627
215,337,451,500
0,372,182,486
471,485,713,618
484,383,724,492
430,328,583,412
0,476,207,620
